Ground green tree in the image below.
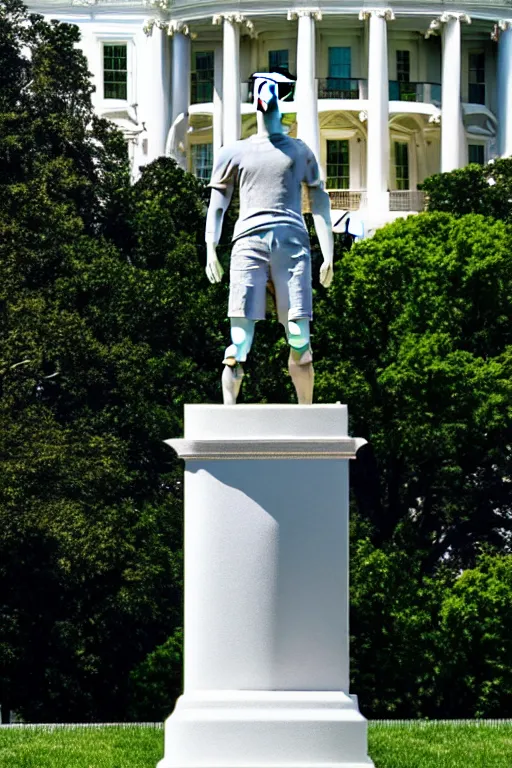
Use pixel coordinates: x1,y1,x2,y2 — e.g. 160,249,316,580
420,157,512,222
127,627,183,721
439,554,512,717
313,212,512,570
0,0,222,722
350,531,450,718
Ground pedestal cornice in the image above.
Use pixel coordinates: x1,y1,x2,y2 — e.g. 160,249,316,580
166,436,367,460
166,404,366,460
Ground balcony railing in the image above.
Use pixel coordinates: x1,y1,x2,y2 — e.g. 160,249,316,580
389,81,441,105
318,78,368,100
328,190,365,210
303,189,425,213
389,190,426,211
303,188,366,213
242,79,441,106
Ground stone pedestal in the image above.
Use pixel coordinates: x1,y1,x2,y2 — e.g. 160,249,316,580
158,404,373,768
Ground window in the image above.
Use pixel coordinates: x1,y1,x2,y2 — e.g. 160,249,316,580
326,140,350,189
192,51,214,103
328,47,351,79
269,49,289,71
468,52,485,105
191,143,213,181
396,50,410,83
390,50,416,100
468,144,485,165
395,142,409,190
103,44,128,100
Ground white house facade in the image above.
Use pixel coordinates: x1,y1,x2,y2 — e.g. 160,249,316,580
30,0,512,230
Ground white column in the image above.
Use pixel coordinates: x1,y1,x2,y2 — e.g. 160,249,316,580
143,26,172,161
158,404,374,768
213,45,223,160
171,29,191,123
295,10,320,162
363,9,392,213
222,16,241,146
169,27,191,170
497,22,512,157
441,15,462,172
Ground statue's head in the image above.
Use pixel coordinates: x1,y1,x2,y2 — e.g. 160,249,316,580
252,71,296,115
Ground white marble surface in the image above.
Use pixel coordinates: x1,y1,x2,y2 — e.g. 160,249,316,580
158,405,373,768
183,403,349,439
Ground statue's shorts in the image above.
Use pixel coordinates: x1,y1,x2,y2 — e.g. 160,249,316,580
228,224,313,323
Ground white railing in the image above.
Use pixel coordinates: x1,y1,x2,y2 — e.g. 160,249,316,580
303,189,366,213
389,190,426,212
303,189,425,214
328,189,366,210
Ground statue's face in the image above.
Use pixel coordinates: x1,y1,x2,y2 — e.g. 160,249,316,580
255,79,279,114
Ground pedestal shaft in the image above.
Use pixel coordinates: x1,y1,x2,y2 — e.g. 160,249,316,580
184,459,349,692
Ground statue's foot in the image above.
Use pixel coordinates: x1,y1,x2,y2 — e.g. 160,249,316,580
222,363,244,405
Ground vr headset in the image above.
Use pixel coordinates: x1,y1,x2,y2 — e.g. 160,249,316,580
249,70,296,106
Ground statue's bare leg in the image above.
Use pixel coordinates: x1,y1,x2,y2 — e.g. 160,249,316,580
286,319,314,404
222,318,256,404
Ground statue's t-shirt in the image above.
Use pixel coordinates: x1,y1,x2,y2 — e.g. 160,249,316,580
207,133,321,241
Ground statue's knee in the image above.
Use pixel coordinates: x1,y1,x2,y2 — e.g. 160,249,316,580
287,320,312,364
223,321,255,365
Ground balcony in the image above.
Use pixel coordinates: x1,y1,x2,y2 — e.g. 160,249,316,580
303,188,365,213
328,190,365,211
303,189,426,214
241,79,441,107
318,78,367,100
389,190,425,211
388,81,441,105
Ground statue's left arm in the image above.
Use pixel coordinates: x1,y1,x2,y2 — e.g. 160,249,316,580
309,184,334,288
303,146,334,288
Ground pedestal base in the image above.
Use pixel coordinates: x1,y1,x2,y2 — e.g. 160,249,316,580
158,691,373,768
160,406,374,768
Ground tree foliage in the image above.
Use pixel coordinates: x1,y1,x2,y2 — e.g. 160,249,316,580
440,554,512,717
420,158,512,222
314,212,512,570
0,0,219,722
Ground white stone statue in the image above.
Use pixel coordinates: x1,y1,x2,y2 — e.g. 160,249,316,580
205,72,334,405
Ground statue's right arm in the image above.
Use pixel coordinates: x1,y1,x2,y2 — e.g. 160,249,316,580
205,187,233,283
205,145,236,284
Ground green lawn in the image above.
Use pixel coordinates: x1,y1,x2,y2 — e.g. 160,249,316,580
369,723,512,767
0,722,511,768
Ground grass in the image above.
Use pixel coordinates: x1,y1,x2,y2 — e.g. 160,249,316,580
0,725,163,768
368,722,512,767
0,722,511,767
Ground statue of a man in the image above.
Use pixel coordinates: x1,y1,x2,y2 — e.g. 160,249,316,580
205,72,334,404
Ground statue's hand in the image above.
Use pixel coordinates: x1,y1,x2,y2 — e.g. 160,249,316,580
205,245,224,284
320,259,334,289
